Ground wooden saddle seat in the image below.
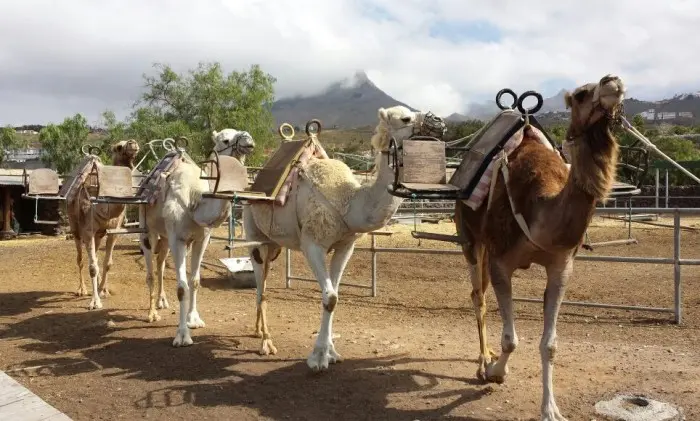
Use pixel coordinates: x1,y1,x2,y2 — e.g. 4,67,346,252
23,168,60,196
203,119,329,204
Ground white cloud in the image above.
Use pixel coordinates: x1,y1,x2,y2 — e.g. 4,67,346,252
1,0,699,124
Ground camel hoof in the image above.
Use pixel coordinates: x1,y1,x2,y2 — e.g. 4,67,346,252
172,328,193,347
254,329,263,338
307,343,340,372
87,300,103,310
99,289,111,298
186,312,206,329
157,296,169,309
259,339,277,356
148,312,161,323
484,362,507,384
76,288,87,297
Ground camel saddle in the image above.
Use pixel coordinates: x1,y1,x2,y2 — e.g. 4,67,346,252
137,150,195,205
248,137,328,206
58,155,101,203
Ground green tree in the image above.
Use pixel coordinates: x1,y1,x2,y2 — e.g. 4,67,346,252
39,114,90,174
129,61,277,165
0,125,27,165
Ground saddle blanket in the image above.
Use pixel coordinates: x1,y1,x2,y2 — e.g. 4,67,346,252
463,125,567,211
58,155,101,202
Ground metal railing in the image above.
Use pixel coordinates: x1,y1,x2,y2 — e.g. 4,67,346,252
284,207,699,324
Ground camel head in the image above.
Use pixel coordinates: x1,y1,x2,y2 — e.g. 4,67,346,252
564,74,625,136
212,129,255,160
371,105,422,152
111,139,140,169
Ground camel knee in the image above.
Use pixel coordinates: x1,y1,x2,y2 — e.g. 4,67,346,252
539,337,557,362
177,285,189,302
502,332,519,354
190,276,200,289
89,265,98,278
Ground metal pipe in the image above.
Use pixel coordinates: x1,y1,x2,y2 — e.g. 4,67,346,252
371,234,377,297
285,248,292,288
665,170,669,208
513,297,673,313
287,276,370,290
655,168,660,208
674,209,682,324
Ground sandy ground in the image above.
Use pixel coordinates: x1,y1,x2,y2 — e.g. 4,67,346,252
0,215,699,421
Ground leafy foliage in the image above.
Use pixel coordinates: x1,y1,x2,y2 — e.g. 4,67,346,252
1,125,28,165
127,62,277,167
38,114,90,174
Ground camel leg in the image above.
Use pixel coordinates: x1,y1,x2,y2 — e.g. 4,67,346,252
484,259,516,383
86,235,103,310
252,244,280,355
170,236,192,347
301,239,340,372
539,258,572,421
469,245,497,380
155,238,170,310
98,234,117,298
323,239,355,364
141,233,160,322
185,235,208,329
74,235,87,296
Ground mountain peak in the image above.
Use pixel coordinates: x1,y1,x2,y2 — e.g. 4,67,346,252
271,70,414,128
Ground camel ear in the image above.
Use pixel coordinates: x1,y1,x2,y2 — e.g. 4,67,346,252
112,143,123,152
564,92,573,110
212,130,219,140
378,108,388,122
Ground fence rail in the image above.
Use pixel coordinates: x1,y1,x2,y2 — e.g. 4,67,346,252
284,207,699,324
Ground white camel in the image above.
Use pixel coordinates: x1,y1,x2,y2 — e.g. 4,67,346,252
139,129,255,346
243,105,421,371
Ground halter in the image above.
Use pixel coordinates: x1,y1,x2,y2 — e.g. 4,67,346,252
215,132,253,156
566,84,624,142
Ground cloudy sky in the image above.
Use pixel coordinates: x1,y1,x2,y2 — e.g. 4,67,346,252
1,0,699,126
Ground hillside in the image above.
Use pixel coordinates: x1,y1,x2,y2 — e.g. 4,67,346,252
271,71,416,129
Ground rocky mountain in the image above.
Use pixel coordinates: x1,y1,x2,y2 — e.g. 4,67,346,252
450,90,700,125
271,71,416,129
272,71,700,128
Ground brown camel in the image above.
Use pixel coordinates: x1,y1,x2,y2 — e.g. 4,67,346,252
454,75,625,421
66,140,140,310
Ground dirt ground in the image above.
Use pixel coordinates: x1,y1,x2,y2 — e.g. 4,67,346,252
1,215,699,421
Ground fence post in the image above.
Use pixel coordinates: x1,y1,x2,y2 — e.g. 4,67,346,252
665,170,669,208
655,168,660,209
673,209,682,324
285,248,292,288
371,234,377,297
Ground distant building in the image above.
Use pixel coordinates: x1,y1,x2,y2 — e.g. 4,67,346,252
1,143,45,170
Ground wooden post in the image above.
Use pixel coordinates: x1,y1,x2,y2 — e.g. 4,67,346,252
0,186,17,240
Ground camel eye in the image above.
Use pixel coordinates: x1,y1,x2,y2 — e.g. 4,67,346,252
401,117,411,123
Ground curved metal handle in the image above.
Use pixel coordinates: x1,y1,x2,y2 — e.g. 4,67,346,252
162,138,176,151
305,119,322,136
81,144,101,156
174,136,189,150
496,88,518,110
517,90,544,114
279,123,295,141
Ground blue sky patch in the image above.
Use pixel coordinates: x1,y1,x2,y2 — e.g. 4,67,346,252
429,19,502,43
360,2,397,22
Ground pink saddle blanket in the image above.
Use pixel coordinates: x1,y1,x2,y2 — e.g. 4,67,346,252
268,140,328,206
463,125,566,211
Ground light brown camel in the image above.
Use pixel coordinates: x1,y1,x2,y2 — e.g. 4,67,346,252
454,75,625,421
66,140,140,310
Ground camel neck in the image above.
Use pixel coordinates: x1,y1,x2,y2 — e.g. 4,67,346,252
345,151,403,233
550,120,618,245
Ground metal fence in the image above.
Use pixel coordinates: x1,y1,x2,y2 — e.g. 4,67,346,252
284,207,700,324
